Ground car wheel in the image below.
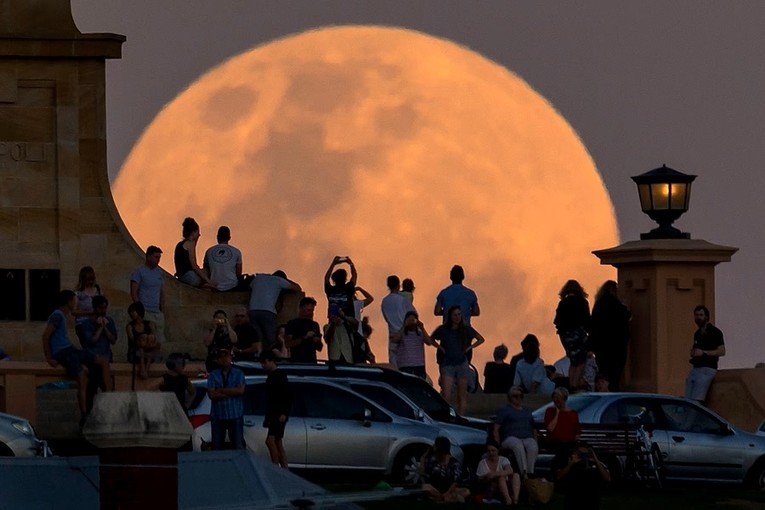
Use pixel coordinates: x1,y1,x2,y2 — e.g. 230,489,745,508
0,442,15,456
745,458,765,490
391,445,429,486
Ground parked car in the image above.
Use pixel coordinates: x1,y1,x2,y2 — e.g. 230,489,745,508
0,411,51,457
325,377,488,469
188,375,466,483
233,361,490,430
532,392,765,488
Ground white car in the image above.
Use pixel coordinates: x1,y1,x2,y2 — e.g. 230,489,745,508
0,411,50,457
188,374,467,483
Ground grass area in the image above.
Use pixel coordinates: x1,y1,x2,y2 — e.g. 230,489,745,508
346,485,765,510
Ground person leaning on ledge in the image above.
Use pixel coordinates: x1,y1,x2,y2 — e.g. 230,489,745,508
685,304,725,404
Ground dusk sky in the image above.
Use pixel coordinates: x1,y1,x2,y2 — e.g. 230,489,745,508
72,1,765,369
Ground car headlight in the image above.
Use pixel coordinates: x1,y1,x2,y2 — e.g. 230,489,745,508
12,421,33,435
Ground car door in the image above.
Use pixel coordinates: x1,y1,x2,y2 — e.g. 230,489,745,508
656,399,744,481
294,382,392,472
597,397,670,471
242,382,307,468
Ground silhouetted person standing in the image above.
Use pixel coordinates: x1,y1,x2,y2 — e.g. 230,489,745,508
261,350,291,468
381,275,415,367
130,245,165,343
324,256,358,325
434,265,480,325
207,348,245,450
685,305,725,403
589,280,631,390
554,280,590,394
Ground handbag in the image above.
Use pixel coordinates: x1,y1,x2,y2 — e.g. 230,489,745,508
524,477,554,505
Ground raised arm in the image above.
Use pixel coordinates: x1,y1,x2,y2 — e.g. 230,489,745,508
347,257,358,285
355,286,374,306
324,256,340,286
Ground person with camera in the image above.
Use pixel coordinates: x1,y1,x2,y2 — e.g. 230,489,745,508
324,256,358,325
323,303,355,363
556,441,610,510
204,310,238,372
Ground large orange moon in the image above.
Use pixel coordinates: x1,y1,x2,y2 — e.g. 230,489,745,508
113,26,618,382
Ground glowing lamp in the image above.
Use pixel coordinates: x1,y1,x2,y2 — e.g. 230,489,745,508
632,164,696,239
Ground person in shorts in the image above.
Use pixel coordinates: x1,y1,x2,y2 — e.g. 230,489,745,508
430,305,485,416
42,290,112,426
261,350,292,468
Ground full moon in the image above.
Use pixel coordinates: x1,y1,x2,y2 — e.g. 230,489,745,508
113,26,618,380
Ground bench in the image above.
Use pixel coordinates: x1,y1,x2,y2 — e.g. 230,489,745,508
533,422,662,487
536,422,640,456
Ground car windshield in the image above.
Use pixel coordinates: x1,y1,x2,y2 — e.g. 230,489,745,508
532,393,601,420
388,376,456,422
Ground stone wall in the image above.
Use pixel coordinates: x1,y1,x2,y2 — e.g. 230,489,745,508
0,1,304,363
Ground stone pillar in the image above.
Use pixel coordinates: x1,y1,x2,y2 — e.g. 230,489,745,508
82,392,192,510
593,239,737,395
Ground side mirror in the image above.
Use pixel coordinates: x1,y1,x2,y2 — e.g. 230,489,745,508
415,409,425,421
721,424,735,436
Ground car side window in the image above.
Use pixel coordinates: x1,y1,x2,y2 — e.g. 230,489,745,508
349,383,418,420
296,383,390,422
600,400,657,426
659,403,721,434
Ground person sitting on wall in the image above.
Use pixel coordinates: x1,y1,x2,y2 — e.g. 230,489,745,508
42,290,112,427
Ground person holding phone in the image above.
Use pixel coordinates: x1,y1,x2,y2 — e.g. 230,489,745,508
557,441,610,510
203,310,238,372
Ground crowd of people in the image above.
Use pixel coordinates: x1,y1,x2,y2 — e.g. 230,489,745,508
483,279,632,398
421,385,611,506
36,216,727,489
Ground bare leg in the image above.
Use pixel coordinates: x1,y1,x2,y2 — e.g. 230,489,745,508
76,370,88,416
441,375,455,405
97,357,113,391
275,438,288,468
265,435,280,465
456,376,468,416
496,477,511,505
509,472,521,504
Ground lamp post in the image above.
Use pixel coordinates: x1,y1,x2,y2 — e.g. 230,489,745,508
631,164,696,239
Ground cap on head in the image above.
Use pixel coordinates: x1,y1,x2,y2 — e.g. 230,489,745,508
405,310,418,320
216,348,231,359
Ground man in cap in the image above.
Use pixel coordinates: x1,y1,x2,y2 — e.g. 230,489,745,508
207,348,245,450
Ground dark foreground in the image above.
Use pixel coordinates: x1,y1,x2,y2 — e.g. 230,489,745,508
356,485,765,510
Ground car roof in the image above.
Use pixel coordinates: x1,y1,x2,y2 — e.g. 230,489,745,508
531,392,727,420
233,360,408,381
